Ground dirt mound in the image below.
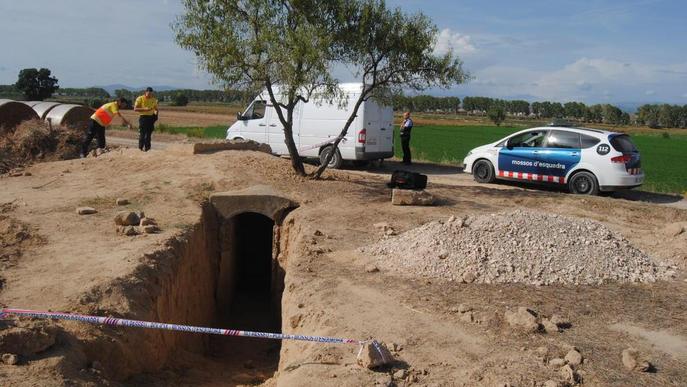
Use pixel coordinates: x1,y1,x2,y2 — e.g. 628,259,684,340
0,119,82,173
360,210,672,285
0,100,40,134
0,212,41,293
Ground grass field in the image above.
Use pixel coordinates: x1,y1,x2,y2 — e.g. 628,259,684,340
394,125,687,194
158,125,227,139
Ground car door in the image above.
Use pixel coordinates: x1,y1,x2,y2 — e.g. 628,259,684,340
497,130,548,180
540,130,582,183
237,100,268,144
266,102,302,155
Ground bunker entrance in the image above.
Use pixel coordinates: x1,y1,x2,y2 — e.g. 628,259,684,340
212,211,283,375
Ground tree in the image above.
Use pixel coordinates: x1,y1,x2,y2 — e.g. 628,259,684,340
171,93,189,106
487,105,505,126
175,0,466,177
311,0,467,177
175,0,338,176
15,68,59,101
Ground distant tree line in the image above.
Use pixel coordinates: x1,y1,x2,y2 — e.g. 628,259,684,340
2,79,686,128
636,104,687,129
393,94,687,127
113,88,246,104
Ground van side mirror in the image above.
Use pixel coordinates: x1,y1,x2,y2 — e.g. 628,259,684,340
505,139,514,149
236,112,244,121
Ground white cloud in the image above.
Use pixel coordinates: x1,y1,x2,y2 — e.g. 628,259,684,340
434,29,476,56
461,58,687,103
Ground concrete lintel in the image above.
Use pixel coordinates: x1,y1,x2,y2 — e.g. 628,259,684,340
209,185,299,224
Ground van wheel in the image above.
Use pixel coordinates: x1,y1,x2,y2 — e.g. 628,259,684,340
473,160,495,183
568,171,599,195
319,146,343,169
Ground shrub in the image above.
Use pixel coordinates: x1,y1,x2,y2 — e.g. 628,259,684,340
487,106,506,126
171,93,189,106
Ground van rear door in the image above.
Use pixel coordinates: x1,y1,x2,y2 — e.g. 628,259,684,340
362,100,393,157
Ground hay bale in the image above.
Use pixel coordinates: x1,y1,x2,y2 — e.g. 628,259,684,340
31,102,61,119
21,101,43,108
44,104,92,130
0,100,40,134
0,119,82,173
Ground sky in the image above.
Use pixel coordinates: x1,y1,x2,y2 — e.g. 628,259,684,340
0,0,685,105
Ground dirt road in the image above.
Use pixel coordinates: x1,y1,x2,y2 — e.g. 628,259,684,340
1,146,686,386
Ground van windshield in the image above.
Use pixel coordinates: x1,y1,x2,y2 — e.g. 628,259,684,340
243,100,266,119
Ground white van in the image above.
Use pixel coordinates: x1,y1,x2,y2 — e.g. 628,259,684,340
226,83,394,168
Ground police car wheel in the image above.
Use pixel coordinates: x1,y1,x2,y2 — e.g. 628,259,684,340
473,160,495,183
568,171,599,195
319,146,343,169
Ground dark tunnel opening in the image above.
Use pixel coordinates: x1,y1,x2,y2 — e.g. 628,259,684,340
212,211,282,378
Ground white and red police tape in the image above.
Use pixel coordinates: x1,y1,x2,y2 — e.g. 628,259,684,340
0,308,362,346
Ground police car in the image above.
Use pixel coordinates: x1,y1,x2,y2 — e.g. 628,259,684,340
463,126,644,195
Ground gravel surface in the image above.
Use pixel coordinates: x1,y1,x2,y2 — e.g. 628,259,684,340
360,210,673,285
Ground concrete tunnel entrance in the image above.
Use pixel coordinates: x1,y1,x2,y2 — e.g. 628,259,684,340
208,186,298,374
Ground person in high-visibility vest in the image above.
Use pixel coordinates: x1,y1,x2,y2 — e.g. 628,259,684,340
81,97,132,157
134,87,159,152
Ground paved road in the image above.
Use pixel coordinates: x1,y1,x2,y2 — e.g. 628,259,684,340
349,159,687,210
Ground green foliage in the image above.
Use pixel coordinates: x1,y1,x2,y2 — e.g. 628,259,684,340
15,68,59,101
174,0,467,177
636,104,687,129
487,105,506,126
171,93,189,106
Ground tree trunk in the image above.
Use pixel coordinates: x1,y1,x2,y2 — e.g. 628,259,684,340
283,124,306,176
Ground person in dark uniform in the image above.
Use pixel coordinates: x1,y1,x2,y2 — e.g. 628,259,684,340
400,111,413,165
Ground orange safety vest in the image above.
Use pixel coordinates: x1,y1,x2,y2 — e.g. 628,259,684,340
91,102,119,127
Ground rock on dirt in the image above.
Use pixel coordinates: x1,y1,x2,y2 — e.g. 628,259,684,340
360,210,670,285
560,364,579,383
357,341,393,369
565,349,583,366
504,307,540,333
622,348,652,372
142,225,160,234
114,211,140,226
1,353,19,365
115,198,130,206
542,318,559,333
549,358,566,367
117,226,138,236
76,207,97,215
0,324,57,356
391,189,435,206
663,223,685,237
365,264,380,273
140,217,157,226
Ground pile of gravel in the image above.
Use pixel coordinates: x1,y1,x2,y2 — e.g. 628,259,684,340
360,210,672,285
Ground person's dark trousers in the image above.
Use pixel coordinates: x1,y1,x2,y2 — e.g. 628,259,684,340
81,119,105,156
401,134,412,164
138,116,155,151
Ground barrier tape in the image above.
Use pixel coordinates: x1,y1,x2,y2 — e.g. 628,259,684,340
298,137,347,153
0,308,362,346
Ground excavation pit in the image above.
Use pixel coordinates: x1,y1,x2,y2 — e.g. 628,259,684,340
95,186,299,384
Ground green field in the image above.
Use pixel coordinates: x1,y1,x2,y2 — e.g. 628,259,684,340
159,125,226,139
393,125,687,195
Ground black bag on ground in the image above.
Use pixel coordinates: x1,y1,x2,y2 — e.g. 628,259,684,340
387,170,427,190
